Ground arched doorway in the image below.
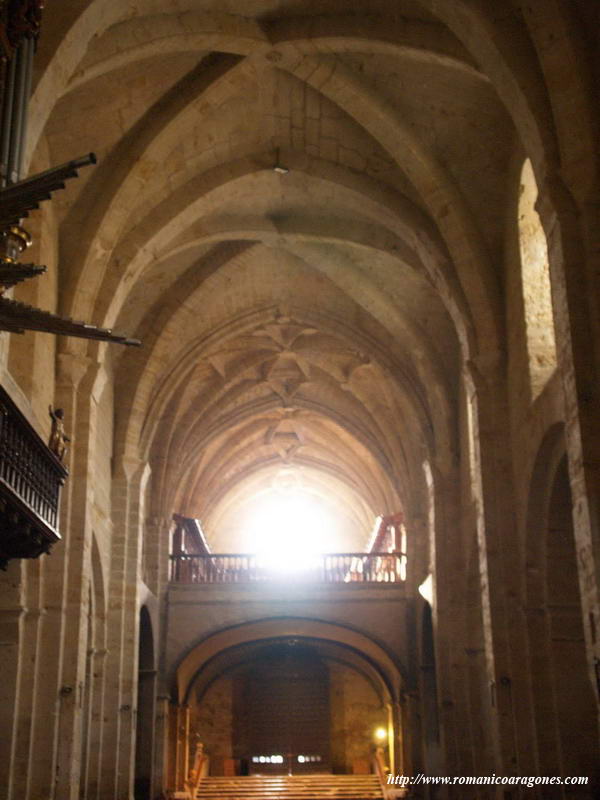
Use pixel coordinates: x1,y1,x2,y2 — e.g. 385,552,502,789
135,607,156,800
545,458,597,784
526,429,599,789
172,619,404,789
188,638,389,779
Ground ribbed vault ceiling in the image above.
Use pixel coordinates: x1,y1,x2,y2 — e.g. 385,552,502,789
30,0,517,556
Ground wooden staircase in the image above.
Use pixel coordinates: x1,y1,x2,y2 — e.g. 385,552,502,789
195,774,384,800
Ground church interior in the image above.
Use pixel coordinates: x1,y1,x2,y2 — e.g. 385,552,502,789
0,1,599,798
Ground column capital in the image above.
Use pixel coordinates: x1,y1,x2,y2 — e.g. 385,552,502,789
114,454,146,482
464,348,504,393
535,168,577,226
56,352,97,389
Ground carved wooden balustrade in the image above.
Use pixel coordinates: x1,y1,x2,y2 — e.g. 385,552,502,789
0,385,67,567
169,551,405,584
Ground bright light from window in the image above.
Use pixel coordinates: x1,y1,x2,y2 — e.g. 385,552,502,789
239,487,342,571
418,574,433,605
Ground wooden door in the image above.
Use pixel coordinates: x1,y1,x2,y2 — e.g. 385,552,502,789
236,644,330,774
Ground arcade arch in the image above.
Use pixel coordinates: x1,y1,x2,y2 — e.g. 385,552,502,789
169,617,407,785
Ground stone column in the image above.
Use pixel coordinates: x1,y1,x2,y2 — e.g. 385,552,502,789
51,353,101,800
153,694,173,797
98,456,150,800
0,562,25,799
167,703,179,791
135,668,158,799
388,699,403,776
175,704,190,792
12,596,44,798
86,648,109,800
143,514,171,596
403,690,420,782
462,357,539,789
427,461,467,779
151,515,175,797
26,351,99,800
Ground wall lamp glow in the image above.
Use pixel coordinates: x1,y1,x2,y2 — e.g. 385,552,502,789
375,727,387,742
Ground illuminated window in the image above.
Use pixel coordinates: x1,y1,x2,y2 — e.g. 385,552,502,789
239,485,343,571
518,159,557,400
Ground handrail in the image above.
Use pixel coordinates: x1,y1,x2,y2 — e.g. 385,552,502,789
373,747,407,799
169,552,406,584
186,741,209,797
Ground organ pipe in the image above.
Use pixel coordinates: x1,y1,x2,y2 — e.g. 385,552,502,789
1,34,34,186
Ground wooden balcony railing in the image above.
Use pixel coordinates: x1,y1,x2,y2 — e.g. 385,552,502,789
0,385,67,567
169,552,406,585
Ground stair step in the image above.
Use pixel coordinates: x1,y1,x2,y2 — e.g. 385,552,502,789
196,774,383,800
197,777,381,780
